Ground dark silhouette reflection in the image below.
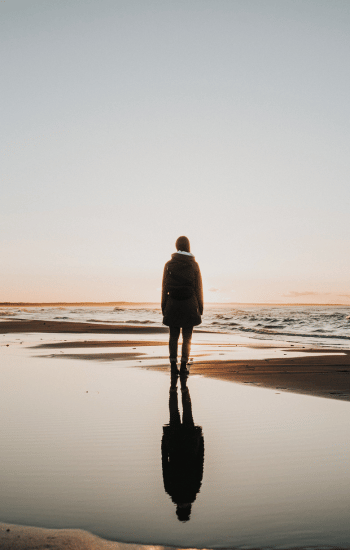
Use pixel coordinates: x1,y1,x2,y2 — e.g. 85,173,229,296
161,371,204,522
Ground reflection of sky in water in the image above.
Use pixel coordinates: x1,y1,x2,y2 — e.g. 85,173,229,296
1,337,350,548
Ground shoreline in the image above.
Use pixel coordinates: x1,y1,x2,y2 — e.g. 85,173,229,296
2,522,349,550
1,521,350,550
1,302,350,306
190,350,350,401
0,320,169,334
1,319,349,402
0,522,176,550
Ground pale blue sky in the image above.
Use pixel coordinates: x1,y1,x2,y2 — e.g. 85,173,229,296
2,0,350,303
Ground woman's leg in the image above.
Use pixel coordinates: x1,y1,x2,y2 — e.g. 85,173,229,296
181,326,193,364
169,326,180,363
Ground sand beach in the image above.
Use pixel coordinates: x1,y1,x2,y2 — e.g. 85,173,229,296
1,315,350,549
2,318,349,401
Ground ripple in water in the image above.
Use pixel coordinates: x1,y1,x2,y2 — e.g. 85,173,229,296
1,304,350,347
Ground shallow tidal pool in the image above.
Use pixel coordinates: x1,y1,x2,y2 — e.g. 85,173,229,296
1,336,350,549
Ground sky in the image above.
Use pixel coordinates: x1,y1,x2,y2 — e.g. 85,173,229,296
2,0,350,304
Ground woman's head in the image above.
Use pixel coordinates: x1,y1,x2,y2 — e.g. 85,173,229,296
176,236,190,253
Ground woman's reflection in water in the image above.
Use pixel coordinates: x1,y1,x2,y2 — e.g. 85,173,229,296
161,371,204,522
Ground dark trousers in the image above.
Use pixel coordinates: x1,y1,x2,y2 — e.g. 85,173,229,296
169,326,193,363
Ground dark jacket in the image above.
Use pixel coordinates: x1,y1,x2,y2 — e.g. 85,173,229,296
162,253,203,327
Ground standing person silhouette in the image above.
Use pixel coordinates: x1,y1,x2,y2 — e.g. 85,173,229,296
161,371,204,522
161,236,203,374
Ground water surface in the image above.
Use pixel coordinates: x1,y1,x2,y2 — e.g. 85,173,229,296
1,337,350,548
1,303,350,347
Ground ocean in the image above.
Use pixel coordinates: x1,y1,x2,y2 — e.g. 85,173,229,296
1,303,349,348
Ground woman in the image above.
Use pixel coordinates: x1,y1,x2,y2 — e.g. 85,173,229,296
161,236,203,374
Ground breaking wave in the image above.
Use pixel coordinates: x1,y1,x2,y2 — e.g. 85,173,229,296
1,304,349,347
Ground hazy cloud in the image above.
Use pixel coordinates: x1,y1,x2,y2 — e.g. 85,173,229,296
209,287,219,292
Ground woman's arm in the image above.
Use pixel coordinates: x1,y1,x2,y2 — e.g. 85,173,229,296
161,264,168,314
195,265,204,315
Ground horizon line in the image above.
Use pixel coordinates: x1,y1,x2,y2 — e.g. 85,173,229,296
1,302,349,307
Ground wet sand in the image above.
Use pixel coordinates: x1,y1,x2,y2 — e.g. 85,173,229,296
0,522,174,550
1,521,348,550
30,340,350,400
191,350,350,401
33,339,167,348
0,319,169,334
2,319,349,402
